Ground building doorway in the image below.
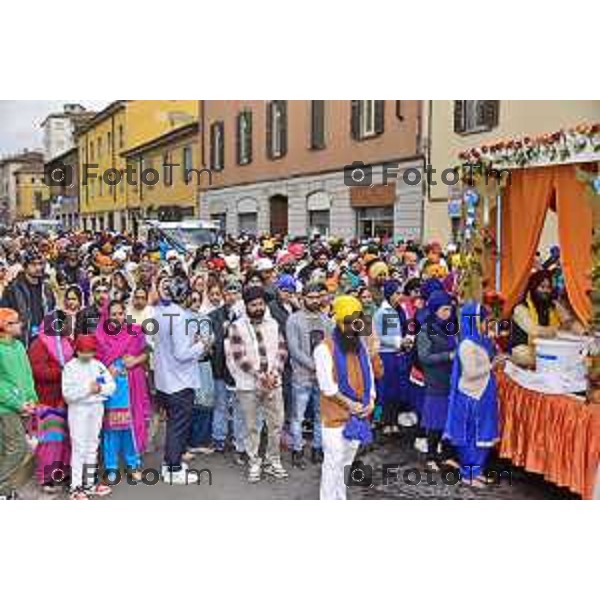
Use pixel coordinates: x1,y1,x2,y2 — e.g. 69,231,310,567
269,194,288,235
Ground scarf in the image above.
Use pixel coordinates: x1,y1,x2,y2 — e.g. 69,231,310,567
96,301,144,367
331,328,373,445
37,317,74,368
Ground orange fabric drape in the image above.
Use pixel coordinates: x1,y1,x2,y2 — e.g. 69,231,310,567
553,164,593,324
499,165,592,325
500,167,554,312
497,371,600,499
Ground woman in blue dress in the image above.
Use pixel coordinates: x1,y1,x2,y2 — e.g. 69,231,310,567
444,301,500,487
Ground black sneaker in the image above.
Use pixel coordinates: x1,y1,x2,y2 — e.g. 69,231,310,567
291,450,306,469
0,490,18,500
311,448,324,464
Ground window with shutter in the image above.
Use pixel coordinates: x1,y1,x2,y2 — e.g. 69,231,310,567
374,100,384,134
267,101,286,159
310,100,325,149
236,113,242,165
352,101,382,140
218,122,225,170
351,100,361,140
164,152,172,186
210,122,224,171
266,102,273,159
238,111,253,165
361,101,376,137
279,101,287,157
396,101,404,121
454,100,500,135
182,146,193,182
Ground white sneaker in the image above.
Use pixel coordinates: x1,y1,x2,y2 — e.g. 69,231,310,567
162,467,199,485
398,412,418,427
263,459,288,479
414,437,428,454
247,461,262,483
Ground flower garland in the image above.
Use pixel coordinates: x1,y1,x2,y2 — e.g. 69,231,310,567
458,123,600,168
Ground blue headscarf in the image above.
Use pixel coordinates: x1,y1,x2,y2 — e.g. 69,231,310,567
444,302,499,447
420,278,444,301
383,279,407,336
426,290,457,350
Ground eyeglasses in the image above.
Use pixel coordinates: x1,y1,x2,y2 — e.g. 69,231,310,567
94,287,109,293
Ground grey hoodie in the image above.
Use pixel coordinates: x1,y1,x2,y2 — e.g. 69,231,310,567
285,309,332,386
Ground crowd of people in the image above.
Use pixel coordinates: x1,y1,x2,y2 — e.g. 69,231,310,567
0,225,585,500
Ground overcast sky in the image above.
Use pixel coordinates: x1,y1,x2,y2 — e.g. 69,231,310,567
0,100,111,158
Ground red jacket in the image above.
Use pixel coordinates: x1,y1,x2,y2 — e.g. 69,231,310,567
28,337,71,408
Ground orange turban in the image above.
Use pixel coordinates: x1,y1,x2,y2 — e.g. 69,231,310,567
0,308,19,332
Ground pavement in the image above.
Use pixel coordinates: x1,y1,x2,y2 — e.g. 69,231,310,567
18,426,577,500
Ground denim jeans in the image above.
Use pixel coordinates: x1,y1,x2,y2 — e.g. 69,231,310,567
156,388,194,471
212,379,246,452
189,406,213,448
290,381,322,452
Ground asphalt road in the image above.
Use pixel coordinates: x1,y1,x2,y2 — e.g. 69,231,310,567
18,427,576,500
107,428,576,500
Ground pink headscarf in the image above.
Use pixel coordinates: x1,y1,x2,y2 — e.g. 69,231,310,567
38,315,75,367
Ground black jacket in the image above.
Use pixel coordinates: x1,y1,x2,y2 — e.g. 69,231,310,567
208,304,237,385
268,297,297,341
1,273,56,347
416,317,456,394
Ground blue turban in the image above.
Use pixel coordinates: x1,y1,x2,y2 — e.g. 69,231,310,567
383,279,401,303
420,278,444,300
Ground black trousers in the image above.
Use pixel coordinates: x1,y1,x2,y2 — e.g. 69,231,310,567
426,431,455,464
157,388,194,471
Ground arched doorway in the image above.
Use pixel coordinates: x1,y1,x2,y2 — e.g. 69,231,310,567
269,194,288,235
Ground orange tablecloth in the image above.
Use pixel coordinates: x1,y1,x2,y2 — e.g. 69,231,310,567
497,371,600,499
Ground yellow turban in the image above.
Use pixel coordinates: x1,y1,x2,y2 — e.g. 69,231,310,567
332,295,363,326
368,261,388,279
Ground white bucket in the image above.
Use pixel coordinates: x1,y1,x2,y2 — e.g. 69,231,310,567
534,337,586,374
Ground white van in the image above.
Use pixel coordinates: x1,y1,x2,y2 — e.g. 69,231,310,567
17,219,64,236
139,219,220,252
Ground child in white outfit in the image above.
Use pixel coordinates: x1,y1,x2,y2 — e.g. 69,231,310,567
62,335,115,499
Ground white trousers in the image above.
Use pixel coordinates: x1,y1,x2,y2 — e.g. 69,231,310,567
320,426,360,500
68,402,104,490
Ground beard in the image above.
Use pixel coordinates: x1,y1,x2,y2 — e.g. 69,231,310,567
531,291,553,326
338,331,361,353
248,310,265,322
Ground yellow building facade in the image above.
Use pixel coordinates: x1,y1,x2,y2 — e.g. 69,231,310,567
123,122,200,220
77,100,199,231
424,100,600,244
15,166,49,219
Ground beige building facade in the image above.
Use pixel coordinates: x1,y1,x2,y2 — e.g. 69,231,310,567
423,100,600,245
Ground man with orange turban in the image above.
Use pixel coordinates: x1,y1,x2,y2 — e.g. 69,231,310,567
0,308,38,499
